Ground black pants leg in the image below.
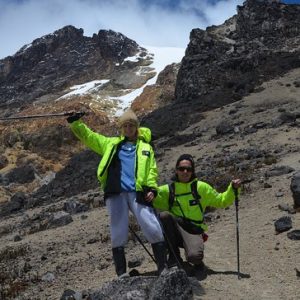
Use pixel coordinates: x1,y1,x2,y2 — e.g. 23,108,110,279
159,211,183,266
112,246,126,276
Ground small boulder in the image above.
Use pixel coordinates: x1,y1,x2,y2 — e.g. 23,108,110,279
6,165,35,184
63,200,89,214
48,211,73,229
274,216,292,233
60,289,82,300
287,230,300,240
0,155,8,169
149,268,193,300
265,166,294,178
41,272,55,283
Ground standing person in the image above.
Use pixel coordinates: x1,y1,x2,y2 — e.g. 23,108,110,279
67,109,166,276
150,154,241,271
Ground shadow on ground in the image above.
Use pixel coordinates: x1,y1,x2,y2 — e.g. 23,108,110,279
198,266,251,281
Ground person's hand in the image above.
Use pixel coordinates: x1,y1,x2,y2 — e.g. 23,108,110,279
67,112,85,123
231,178,242,189
145,191,155,202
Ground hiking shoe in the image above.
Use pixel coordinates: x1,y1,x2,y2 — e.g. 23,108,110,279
193,262,208,280
118,273,130,279
167,255,183,267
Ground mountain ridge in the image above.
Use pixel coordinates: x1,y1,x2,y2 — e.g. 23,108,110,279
0,0,299,299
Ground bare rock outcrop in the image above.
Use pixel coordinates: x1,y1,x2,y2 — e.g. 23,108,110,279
176,0,300,106
60,268,193,300
144,0,300,137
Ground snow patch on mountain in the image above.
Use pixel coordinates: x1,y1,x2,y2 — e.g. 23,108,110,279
57,80,109,100
55,46,184,116
114,46,184,115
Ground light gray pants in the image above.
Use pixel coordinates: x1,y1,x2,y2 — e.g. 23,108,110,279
106,192,164,248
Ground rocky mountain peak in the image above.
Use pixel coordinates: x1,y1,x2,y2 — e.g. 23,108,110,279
14,25,85,59
0,26,144,114
94,29,142,61
53,25,84,39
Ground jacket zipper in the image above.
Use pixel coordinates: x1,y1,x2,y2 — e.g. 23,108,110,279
135,142,139,179
99,145,116,177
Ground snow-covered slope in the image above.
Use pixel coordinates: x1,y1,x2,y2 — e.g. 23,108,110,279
57,46,185,117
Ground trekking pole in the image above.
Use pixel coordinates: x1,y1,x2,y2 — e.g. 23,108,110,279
128,225,156,264
0,111,85,121
233,188,241,279
153,209,183,269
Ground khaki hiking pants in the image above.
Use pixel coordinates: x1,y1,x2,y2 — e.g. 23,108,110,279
159,211,204,265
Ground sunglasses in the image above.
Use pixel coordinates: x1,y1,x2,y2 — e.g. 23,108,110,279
122,122,136,129
177,166,193,172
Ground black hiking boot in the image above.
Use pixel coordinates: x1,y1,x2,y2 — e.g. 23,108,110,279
194,260,205,269
112,247,127,276
192,261,208,280
151,242,167,275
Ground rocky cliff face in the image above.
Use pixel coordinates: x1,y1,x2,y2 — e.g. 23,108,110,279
144,0,300,137
0,25,144,114
177,0,300,105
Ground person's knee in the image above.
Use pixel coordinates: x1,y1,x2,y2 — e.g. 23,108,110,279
147,229,164,244
186,250,204,265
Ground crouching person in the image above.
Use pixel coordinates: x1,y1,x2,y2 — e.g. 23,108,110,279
149,154,241,271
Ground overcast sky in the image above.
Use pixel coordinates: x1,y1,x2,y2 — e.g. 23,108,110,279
0,0,299,59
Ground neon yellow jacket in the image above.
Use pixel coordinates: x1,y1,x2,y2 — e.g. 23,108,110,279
153,178,238,231
70,120,158,192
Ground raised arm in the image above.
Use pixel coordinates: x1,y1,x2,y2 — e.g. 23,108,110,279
70,120,110,156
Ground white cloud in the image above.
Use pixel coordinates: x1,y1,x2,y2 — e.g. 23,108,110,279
0,0,244,59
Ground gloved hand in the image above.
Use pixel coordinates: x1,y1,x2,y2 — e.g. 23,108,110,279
67,112,85,123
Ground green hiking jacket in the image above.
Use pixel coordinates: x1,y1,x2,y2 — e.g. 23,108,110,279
70,120,158,192
153,178,238,231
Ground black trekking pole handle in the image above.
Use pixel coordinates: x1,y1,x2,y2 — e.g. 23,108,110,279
129,225,156,264
234,187,241,280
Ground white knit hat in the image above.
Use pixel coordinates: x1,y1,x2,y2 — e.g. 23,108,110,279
118,109,139,127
